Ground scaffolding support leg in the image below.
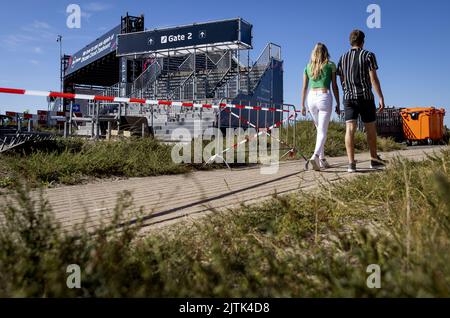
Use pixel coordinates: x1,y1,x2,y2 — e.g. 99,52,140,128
107,121,111,140
69,101,73,136
95,102,100,139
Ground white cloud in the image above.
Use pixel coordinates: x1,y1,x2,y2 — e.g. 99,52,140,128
79,2,113,22
81,11,93,21
31,21,51,30
2,34,35,50
1,21,56,51
29,60,40,65
84,2,113,12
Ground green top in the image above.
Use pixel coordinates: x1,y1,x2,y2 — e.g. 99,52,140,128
304,61,336,89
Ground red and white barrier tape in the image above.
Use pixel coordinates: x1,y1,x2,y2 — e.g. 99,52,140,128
206,112,296,164
0,87,299,113
223,107,297,152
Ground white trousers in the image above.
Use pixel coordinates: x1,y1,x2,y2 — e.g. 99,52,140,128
307,91,332,159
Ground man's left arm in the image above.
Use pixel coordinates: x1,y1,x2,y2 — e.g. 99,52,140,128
369,70,385,112
368,53,385,112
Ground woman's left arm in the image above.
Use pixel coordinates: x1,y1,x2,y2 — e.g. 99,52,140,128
331,71,340,115
301,72,309,116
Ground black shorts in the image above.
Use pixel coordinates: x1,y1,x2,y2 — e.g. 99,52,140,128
344,99,377,123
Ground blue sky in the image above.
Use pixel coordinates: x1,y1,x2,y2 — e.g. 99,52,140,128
1,0,449,125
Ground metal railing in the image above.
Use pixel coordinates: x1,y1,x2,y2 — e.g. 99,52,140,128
161,54,195,100
123,43,280,103
102,83,121,97
338,106,404,140
209,99,300,166
247,43,281,93
129,59,162,98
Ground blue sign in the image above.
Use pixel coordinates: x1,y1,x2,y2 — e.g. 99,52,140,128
67,104,81,112
65,25,121,76
72,104,81,112
117,18,253,56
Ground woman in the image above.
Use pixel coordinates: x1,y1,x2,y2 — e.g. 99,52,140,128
301,43,340,171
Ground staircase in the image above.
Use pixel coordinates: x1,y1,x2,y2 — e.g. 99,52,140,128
91,43,281,142
128,58,163,99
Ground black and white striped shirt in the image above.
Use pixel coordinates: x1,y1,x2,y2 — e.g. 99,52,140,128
337,48,379,100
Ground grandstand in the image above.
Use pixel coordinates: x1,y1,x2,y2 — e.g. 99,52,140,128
62,14,284,141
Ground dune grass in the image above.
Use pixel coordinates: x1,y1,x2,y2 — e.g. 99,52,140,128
0,138,190,187
0,148,448,297
283,121,403,159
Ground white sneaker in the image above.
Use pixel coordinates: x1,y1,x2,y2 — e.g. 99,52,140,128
347,162,357,173
319,158,331,169
309,155,321,171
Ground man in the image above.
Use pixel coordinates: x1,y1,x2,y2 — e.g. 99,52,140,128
337,29,386,173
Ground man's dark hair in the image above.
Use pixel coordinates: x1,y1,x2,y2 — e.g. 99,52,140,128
350,29,365,46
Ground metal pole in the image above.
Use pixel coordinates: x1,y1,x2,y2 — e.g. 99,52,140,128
237,49,240,94
193,47,196,100
218,104,222,133
69,101,73,136
293,106,296,153
229,105,232,128
91,115,95,139
205,49,208,102
47,109,50,128
167,50,170,100
107,121,111,140
247,50,250,93
285,104,289,147
272,103,275,128
63,121,67,138
57,35,63,112
217,99,223,159
59,38,63,93
270,49,275,125
151,104,154,137
117,103,121,134
256,103,260,131
96,102,100,139
264,103,268,129
238,103,242,137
